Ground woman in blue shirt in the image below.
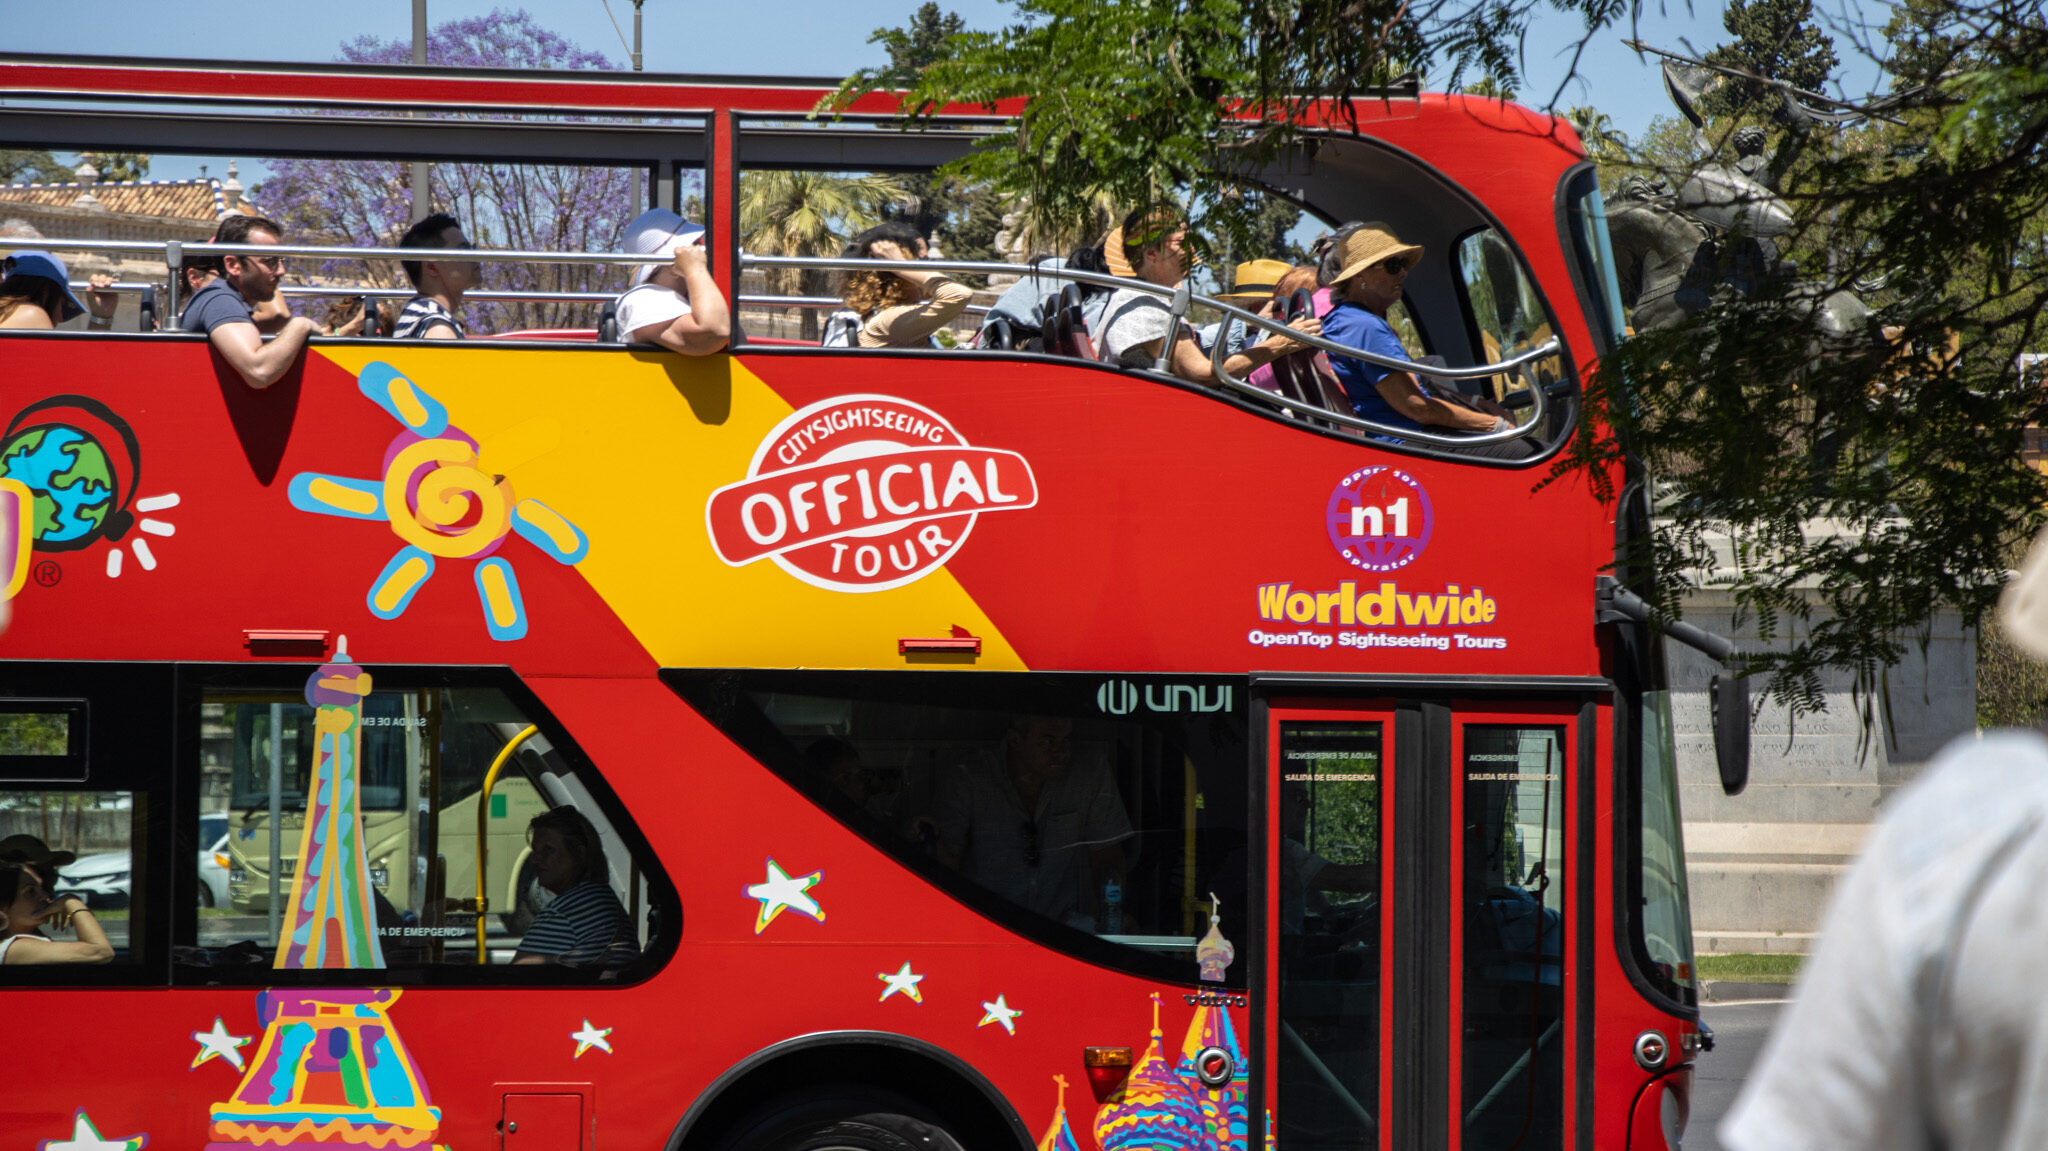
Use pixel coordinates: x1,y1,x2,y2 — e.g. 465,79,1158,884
1318,223,1530,458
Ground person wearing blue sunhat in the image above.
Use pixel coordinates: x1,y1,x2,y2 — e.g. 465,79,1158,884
0,250,118,330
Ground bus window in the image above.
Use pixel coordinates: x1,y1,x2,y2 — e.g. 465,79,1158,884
1453,229,1567,400
0,789,139,966
1460,724,1565,1151
187,677,664,979
1637,687,1697,1002
1560,169,1628,352
678,671,1252,985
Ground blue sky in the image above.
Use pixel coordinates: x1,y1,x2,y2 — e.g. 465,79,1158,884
7,0,1894,183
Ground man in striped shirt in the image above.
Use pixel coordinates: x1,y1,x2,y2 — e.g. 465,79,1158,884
512,807,640,968
393,212,477,340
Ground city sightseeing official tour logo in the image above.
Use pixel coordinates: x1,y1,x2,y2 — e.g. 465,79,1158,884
1327,465,1433,573
706,395,1038,592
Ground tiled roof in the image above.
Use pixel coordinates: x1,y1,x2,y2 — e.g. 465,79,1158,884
0,179,250,222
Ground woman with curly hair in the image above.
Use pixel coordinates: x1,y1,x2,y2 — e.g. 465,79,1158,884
834,222,972,348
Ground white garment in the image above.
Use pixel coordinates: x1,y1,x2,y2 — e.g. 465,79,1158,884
614,283,692,343
1723,730,2048,1151
0,934,17,963
1097,288,1174,366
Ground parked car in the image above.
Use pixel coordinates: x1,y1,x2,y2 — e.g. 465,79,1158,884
51,814,234,910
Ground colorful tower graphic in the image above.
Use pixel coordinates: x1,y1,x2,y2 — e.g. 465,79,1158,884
1089,991,1252,1151
1094,994,1202,1151
1037,1076,1084,1151
206,641,447,1149
275,643,385,971
206,990,443,1148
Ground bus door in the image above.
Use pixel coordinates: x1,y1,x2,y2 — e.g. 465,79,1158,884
1264,697,1582,1151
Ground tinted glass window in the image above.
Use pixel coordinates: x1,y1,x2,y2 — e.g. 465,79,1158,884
1461,724,1565,1151
188,670,664,981
674,671,1251,986
1,789,139,967
1454,229,1567,398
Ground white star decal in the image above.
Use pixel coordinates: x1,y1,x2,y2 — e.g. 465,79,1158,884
570,1019,614,1059
188,1016,251,1071
37,1109,147,1151
745,858,825,934
977,993,1023,1034
877,961,926,1004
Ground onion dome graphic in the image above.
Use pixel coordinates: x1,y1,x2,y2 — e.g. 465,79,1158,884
1263,1110,1276,1151
1094,994,1203,1151
1195,893,1235,984
1037,1075,1084,1151
1175,997,1251,1151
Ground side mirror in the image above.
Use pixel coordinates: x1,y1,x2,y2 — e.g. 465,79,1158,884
1709,671,1750,796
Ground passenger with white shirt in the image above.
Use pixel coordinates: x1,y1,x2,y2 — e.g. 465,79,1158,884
612,208,730,355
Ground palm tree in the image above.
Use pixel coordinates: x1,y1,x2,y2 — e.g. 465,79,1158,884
1564,106,1630,164
739,170,907,338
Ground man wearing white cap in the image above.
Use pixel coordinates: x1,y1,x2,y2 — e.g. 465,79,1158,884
613,208,730,355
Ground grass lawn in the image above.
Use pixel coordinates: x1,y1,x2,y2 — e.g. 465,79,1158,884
1696,953,1804,983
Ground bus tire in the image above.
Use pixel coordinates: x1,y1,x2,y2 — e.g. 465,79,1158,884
719,1094,965,1151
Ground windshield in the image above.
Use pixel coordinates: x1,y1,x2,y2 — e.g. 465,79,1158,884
1560,169,1627,354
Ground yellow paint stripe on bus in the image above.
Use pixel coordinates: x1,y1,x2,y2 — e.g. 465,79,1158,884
479,562,519,627
314,346,1028,670
387,373,432,429
307,476,381,517
372,554,432,614
514,501,582,554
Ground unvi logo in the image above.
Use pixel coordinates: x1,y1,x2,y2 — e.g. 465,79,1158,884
1096,680,1234,715
1326,465,1432,573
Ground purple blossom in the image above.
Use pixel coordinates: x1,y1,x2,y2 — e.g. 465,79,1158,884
259,10,676,334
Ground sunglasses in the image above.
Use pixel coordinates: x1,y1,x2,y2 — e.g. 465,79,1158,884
1377,255,1413,275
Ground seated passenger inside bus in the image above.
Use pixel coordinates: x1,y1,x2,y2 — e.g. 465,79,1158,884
1318,222,1532,459
0,859,115,965
614,208,731,355
830,223,972,349
934,715,1133,933
510,807,640,968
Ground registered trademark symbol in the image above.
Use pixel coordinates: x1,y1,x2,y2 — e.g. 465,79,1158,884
31,560,60,587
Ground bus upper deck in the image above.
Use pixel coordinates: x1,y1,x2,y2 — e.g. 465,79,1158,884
0,52,1621,682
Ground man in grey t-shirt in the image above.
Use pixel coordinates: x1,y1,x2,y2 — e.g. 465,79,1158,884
180,214,316,389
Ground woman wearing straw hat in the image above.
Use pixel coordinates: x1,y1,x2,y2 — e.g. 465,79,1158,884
1318,222,1529,458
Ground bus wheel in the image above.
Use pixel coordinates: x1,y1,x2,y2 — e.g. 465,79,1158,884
719,1095,964,1151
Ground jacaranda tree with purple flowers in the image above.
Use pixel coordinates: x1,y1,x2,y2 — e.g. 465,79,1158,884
258,10,662,333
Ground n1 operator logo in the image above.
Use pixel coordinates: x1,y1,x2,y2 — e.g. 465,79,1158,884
1327,465,1432,573
706,395,1038,592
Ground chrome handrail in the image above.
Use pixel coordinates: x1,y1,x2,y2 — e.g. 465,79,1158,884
5,235,669,270
1202,295,1563,447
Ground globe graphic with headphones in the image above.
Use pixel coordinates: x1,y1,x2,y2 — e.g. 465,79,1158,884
0,422,119,549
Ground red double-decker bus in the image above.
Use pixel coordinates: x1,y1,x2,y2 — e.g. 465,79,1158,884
0,53,1729,1151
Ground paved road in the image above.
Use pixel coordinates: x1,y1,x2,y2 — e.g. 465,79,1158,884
1684,996,1789,1151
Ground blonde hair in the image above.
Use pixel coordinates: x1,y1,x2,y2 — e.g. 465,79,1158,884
839,269,917,316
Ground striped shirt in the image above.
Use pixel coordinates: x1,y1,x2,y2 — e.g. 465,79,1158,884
394,296,465,339
517,881,639,967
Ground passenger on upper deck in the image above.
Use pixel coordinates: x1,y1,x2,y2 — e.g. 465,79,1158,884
1198,258,1294,360
835,222,973,349
394,212,478,339
179,214,318,389
613,208,731,356
0,251,118,331
1318,222,1531,459
977,243,1115,349
1096,208,1324,381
